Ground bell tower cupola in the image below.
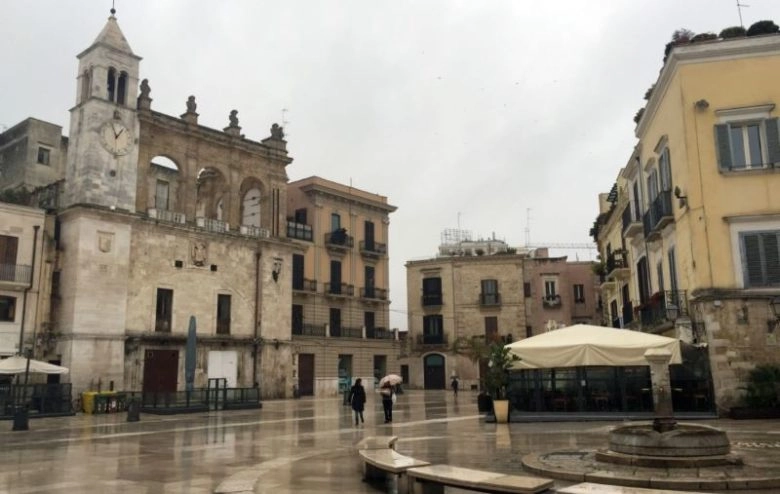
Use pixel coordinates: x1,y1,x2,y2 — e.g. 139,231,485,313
64,9,142,211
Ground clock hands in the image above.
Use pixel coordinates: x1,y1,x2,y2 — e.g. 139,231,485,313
112,123,125,139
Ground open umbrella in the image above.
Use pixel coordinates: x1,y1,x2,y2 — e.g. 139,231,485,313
0,355,68,375
378,374,403,387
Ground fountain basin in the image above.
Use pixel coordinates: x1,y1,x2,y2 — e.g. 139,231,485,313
608,423,730,457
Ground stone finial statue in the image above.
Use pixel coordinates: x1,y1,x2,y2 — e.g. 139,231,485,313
186,95,197,113
229,110,239,127
271,123,285,140
137,79,152,111
139,79,151,99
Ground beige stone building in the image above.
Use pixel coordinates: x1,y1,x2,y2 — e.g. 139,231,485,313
404,233,600,390
0,118,67,195
0,203,49,360
286,177,399,396
592,33,780,411
0,12,401,402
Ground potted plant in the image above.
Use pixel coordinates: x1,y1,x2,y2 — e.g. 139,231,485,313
482,342,520,423
451,336,492,412
730,365,780,419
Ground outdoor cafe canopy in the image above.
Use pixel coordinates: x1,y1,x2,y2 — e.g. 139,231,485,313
505,324,682,369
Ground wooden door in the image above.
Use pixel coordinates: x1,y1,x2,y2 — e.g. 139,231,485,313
298,353,315,396
143,349,179,393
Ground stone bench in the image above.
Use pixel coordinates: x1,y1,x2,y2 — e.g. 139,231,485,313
557,483,713,494
358,448,431,484
355,435,398,451
406,464,554,494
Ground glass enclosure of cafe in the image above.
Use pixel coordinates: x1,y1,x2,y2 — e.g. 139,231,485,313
506,345,714,414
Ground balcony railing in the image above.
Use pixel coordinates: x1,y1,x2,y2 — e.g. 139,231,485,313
359,240,387,257
360,287,388,300
287,221,313,241
324,282,354,296
196,217,229,233
367,327,394,339
422,294,443,307
479,293,501,306
330,326,362,338
416,334,448,346
292,323,326,337
542,294,561,308
240,224,270,238
0,264,32,285
638,290,688,330
606,250,629,278
147,208,186,225
293,278,317,293
642,191,674,238
621,202,643,237
324,230,353,249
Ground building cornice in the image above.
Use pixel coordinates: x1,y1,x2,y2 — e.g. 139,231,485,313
636,34,780,138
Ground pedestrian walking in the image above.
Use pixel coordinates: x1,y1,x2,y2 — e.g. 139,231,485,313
380,382,394,423
451,376,459,396
348,378,366,425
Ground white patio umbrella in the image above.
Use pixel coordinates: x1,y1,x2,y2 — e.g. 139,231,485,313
505,324,682,369
0,355,69,375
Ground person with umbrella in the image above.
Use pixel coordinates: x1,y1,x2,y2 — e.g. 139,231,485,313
348,378,366,426
378,374,401,423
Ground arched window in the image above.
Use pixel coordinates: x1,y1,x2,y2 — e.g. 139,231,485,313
107,67,116,102
117,71,128,105
242,188,262,227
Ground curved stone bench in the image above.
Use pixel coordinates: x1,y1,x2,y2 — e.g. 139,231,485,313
558,483,713,494
358,447,431,488
355,435,398,451
406,464,554,494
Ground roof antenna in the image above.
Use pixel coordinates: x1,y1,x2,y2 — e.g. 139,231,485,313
736,0,749,29
111,0,116,16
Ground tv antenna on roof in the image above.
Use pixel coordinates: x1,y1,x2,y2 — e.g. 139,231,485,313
736,0,749,28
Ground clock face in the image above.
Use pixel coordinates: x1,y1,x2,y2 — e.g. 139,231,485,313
100,121,131,156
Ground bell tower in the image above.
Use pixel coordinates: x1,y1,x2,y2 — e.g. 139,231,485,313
64,9,141,211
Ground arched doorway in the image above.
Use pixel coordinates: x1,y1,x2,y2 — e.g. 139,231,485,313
423,353,446,389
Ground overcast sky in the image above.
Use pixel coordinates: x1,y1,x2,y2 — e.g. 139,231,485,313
2,1,776,331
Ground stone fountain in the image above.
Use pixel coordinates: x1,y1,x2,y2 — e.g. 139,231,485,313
596,348,740,468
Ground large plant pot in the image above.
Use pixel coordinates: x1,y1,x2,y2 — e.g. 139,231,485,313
493,399,509,423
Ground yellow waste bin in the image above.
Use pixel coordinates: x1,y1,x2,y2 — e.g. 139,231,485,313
81,392,97,414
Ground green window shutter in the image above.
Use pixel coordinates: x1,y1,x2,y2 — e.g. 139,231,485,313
765,118,780,166
742,233,763,287
765,232,780,285
715,124,733,171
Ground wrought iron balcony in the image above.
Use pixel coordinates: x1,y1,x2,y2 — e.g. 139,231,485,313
292,323,326,337
324,282,354,297
287,221,313,241
416,334,448,347
479,293,501,306
360,287,388,301
606,250,629,279
330,326,362,338
422,293,443,307
0,264,32,285
542,294,561,308
293,278,317,293
641,191,674,239
367,327,394,339
324,230,353,250
621,202,643,237
359,240,387,258
638,290,688,330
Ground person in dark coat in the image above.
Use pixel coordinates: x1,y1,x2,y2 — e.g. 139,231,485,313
380,382,394,423
348,378,366,425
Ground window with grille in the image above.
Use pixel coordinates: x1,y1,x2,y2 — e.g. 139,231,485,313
217,294,231,335
155,288,173,332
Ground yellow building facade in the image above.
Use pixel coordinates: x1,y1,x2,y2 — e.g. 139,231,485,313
595,34,780,411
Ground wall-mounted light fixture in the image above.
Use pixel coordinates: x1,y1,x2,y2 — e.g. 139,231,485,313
273,338,280,349
665,302,680,322
272,257,283,282
768,297,780,333
673,186,688,208
694,99,710,110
